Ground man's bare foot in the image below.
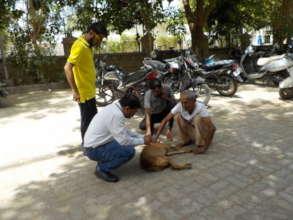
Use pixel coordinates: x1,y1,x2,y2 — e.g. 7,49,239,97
175,140,193,148
193,145,208,154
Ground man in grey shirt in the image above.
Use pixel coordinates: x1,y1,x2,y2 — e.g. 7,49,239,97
139,78,176,138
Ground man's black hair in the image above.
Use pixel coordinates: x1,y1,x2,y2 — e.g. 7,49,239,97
87,22,108,37
149,78,162,89
119,94,141,109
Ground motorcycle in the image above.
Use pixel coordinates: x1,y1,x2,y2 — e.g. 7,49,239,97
95,59,157,106
0,82,8,106
238,45,289,86
257,53,293,99
202,54,244,83
143,51,211,105
188,54,239,97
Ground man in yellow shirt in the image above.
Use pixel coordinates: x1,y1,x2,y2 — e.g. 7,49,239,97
64,22,108,141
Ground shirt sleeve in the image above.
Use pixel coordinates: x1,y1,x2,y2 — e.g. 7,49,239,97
109,113,144,146
127,129,144,139
144,90,151,109
171,103,181,115
198,104,209,117
67,41,82,65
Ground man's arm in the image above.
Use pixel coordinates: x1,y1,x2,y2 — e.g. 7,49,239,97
145,108,152,135
64,62,80,102
127,129,143,138
110,114,152,146
154,112,175,141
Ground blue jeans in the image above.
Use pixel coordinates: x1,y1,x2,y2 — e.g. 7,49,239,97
84,140,135,172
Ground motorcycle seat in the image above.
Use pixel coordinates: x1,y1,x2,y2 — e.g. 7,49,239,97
202,60,234,71
124,69,151,84
143,59,167,71
257,54,285,66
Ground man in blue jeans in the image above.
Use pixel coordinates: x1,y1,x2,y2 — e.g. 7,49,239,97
83,94,152,182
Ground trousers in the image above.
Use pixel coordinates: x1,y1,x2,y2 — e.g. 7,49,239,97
78,98,97,141
85,140,135,172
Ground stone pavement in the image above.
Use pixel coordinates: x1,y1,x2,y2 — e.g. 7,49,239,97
0,84,293,220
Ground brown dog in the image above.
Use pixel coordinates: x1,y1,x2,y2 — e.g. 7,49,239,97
140,143,192,171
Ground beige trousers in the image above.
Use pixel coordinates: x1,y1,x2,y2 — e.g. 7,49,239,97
175,114,205,146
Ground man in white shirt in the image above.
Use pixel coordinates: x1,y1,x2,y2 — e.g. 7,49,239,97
83,94,152,182
154,90,216,154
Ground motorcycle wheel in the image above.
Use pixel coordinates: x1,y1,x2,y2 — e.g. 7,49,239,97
191,83,211,106
279,88,293,100
96,81,117,107
216,74,238,96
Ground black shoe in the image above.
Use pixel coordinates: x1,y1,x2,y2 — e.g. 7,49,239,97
94,170,119,182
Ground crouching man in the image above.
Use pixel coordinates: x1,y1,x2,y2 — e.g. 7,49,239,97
83,94,152,183
139,78,176,138
154,90,216,154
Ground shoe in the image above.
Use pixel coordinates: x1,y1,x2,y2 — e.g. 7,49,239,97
94,170,120,182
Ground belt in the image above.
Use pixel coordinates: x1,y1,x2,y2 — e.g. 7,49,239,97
82,147,94,153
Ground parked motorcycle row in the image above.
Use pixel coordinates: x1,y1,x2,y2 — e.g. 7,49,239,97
95,46,293,107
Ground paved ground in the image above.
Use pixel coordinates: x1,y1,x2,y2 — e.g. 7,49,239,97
0,84,293,220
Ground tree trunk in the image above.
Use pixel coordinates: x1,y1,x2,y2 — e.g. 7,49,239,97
141,32,154,56
182,0,214,60
0,35,9,81
272,0,293,45
27,0,47,82
190,25,208,59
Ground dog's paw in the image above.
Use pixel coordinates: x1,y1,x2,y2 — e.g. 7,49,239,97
184,163,192,169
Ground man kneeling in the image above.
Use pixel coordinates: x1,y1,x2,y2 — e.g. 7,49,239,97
154,90,216,154
83,94,152,183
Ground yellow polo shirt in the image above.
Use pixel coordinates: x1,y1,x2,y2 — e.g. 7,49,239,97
67,36,96,103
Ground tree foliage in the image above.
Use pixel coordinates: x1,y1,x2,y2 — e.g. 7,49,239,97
165,8,187,42
0,0,23,32
66,0,166,34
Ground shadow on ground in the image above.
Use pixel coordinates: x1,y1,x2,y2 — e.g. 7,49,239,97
0,89,74,121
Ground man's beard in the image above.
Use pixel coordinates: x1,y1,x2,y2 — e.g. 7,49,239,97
88,37,101,48
88,38,94,48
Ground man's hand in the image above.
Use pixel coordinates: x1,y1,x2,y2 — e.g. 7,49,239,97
166,129,173,140
152,136,158,143
73,91,80,103
144,135,152,145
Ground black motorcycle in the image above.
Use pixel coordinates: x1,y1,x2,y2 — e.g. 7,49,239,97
183,53,238,97
95,59,157,106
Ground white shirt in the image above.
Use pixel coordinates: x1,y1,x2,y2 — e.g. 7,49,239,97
84,101,144,148
171,102,208,121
